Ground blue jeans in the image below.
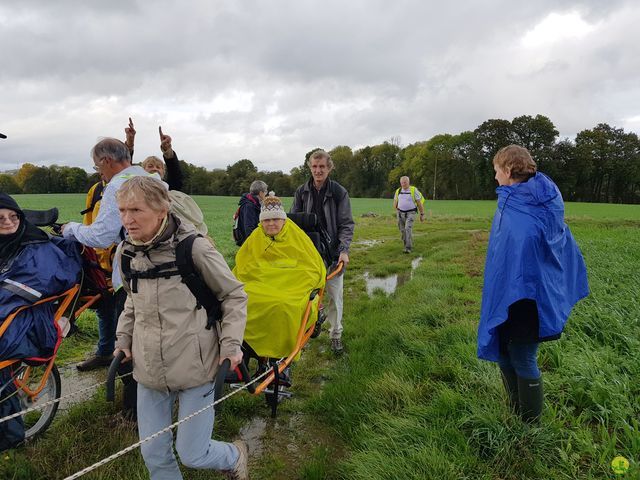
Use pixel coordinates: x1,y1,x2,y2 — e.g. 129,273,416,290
95,289,125,356
137,382,239,480
497,342,540,379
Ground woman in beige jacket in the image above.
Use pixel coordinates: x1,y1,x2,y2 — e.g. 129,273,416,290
113,176,249,480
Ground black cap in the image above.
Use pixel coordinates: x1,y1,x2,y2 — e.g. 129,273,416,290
0,133,6,139
0,192,22,215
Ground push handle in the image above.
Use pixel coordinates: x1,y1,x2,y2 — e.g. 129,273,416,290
235,362,256,394
327,261,344,280
106,351,125,402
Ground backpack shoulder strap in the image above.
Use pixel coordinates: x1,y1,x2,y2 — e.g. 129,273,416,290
175,234,198,285
80,182,105,216
119,247,179,293
120,248,135,292
175,234,223,329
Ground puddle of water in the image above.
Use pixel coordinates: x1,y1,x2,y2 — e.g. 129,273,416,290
364,272,400,296
364,256,423,296
238,413,309,459
352,239,382,247
239,417,267,457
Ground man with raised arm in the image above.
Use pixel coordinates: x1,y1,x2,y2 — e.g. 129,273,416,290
63,137,151,371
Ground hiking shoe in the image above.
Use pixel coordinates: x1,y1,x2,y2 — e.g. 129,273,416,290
225,440,249,479
330,338,344,354
76,354,113,371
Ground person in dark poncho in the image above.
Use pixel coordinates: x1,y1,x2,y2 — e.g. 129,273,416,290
0,192,82,450
234,180,268,246
478,145,589,422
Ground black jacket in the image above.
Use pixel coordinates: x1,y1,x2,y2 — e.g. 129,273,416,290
164,151,184,191
290,179,354,261
236,193,261,246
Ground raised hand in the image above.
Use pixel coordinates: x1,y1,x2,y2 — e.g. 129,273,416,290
159,126,172,154
125,117,136,149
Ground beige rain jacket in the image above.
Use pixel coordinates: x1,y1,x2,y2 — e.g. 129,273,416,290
115,216,247,391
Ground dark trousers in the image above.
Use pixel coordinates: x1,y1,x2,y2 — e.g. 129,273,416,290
0,367,24,451
113,288,137,421
497,342,540,379
95,291,117,356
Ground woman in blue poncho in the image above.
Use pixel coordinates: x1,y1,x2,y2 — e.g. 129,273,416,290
478,145,589,422
0,192,82,450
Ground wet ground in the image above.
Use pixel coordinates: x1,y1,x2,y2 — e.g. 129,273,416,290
351,239,383,247
231,340,343,477
363,256,423,296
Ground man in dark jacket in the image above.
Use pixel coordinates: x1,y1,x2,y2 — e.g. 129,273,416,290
235,180,268,246
290,149,354,354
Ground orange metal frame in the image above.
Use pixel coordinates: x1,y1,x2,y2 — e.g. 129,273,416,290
0,285,103,400
253,261,344,395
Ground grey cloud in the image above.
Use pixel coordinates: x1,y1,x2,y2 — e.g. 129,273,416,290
1,0,640,173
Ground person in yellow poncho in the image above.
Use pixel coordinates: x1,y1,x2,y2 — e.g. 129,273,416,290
233,196,326,361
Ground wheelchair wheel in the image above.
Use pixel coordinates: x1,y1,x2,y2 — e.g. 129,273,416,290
17,363,61,440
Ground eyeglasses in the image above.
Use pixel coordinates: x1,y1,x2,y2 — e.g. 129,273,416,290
93,158,106,172
0,214,19,223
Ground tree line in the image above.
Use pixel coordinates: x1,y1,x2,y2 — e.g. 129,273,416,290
2,115,639,203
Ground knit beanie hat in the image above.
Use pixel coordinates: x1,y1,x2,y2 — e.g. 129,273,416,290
259,195,287,221
0,192,22,217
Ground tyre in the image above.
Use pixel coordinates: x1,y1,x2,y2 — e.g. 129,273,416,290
17,363,61,440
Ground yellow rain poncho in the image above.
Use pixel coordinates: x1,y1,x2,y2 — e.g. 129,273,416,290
233,219,326,359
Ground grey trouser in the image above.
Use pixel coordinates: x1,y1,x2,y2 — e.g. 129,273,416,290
325,272,344,339
397,211,416,250
137,381,239,479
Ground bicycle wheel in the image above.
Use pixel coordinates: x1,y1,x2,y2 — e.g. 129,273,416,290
17,363,61,440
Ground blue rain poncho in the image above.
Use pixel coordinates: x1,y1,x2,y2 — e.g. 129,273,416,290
478,172,589,362
1,236,82,361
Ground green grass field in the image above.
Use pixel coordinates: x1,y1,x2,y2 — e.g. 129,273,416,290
2,194,639,479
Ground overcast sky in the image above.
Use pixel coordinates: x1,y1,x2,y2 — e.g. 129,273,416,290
1,0,639,173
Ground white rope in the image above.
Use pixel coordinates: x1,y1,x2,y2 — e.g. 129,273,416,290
63,362,281,480
0,372,132,425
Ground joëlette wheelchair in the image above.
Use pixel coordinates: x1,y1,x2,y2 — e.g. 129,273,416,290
223,212,343,417
0,208,109,442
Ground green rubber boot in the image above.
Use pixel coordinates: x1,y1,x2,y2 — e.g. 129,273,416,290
517,375,543,423
499,366,520,414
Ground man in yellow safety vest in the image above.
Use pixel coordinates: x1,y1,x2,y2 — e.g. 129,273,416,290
393,176,425,253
